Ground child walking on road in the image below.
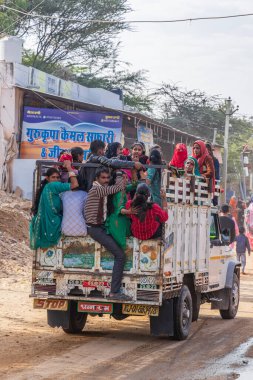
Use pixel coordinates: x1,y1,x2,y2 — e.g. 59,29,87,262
236,226,251,274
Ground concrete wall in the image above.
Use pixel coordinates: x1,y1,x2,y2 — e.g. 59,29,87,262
13,159,36,200
13,63,123,110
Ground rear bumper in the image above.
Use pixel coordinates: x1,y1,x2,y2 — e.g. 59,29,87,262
30,293,161,306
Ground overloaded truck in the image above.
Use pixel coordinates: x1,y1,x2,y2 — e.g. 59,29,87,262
31,161,240,340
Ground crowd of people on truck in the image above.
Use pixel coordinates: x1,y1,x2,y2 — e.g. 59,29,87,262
30,138,221,300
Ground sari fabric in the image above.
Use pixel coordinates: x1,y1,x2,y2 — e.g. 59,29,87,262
105,184,136,249
30,182,71,249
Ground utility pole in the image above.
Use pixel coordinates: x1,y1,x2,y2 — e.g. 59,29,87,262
221,97,239,202
212,128,217,145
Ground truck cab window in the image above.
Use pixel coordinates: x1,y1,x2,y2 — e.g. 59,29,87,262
210,214,219,240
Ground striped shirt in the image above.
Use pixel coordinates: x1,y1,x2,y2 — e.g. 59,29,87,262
125,200,168,240
85,178,125,225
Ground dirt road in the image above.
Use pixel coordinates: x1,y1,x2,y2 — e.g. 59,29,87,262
1,192,253,379
1,258,253,380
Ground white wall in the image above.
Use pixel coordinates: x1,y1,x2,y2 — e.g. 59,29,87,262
0,62,17,189
13,62,123,110
13,159,36,200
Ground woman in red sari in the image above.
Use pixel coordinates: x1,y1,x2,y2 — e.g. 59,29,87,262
192,140,215,191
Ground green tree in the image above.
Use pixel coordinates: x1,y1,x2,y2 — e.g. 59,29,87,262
155,83,253,190
155,83,223,141
227,117,253,182
76,64,154,112
1,0,131,71
0,0,29,36
1,1,154,111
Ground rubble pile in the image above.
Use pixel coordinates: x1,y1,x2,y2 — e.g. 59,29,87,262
0,191,32,282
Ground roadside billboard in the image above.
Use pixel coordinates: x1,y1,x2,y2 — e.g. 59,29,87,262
20,107,123,159
137,124,154,154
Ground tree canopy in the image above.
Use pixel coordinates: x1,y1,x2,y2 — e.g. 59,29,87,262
0,0,130,70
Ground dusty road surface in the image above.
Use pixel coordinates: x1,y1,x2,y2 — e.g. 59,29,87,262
1,192,253,379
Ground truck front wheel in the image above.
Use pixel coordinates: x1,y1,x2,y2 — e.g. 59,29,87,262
62,301,87,334
220,273,239,320
173,285,193,340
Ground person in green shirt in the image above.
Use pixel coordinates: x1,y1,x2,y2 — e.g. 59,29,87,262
30,161,79,250
106,170,143,249
146,149,163,206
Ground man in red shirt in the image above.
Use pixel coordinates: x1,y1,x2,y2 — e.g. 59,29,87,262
123,184,168,240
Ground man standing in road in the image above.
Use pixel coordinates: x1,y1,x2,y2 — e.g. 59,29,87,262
85,167,132,301
235,226,250,274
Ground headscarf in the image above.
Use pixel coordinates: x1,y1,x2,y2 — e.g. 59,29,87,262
229,196,238,222
170,143,188,169
185,156,201,176
192,140,209,172
229,196,237,209
122,147,130,156
58,153,76,172
58,153,73,162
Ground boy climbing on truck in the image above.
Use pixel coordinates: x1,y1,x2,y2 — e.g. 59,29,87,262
84,167,131,301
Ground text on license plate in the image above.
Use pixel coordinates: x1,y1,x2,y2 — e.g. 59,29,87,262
33,299,68,311
122,304,159,316
78,302,113,314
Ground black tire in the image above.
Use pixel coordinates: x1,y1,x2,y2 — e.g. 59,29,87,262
173,285,193,340
220,273,239,320
62,301,87,334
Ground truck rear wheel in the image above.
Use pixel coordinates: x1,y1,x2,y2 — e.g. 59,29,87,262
62,301,87,334
220,273,239,320
173,285,192,341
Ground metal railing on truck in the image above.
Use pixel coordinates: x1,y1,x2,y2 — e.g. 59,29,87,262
33,160,220,209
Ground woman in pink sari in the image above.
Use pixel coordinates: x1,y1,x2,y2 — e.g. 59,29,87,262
245,198,253,250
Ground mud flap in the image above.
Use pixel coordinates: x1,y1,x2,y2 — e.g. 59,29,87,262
47,308,71,329
211,288,230,310
150,299,174,337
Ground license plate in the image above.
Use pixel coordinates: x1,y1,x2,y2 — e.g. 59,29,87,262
68,279,82,285
33,299,68,311
139,284,157,290
122,304,159,316
78,302,113,314
82,280,110,288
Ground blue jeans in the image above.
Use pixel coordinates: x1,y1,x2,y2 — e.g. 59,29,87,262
237,252,246,272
